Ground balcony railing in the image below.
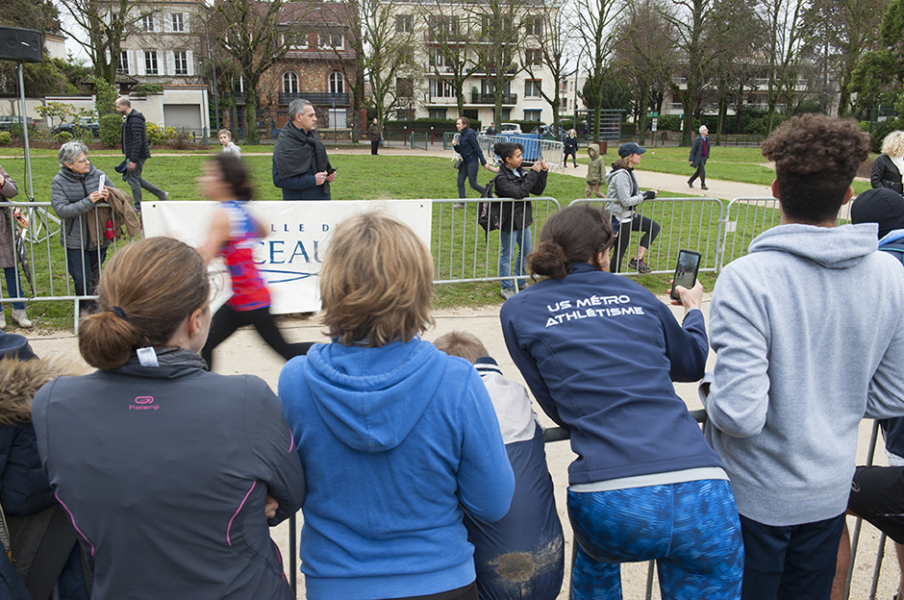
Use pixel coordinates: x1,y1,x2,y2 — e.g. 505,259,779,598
470,92,517,105
278,92,350,105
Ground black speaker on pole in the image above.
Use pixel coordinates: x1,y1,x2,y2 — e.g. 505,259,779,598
0,27,42,64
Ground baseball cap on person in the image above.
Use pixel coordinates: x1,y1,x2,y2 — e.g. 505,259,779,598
618,142,647,158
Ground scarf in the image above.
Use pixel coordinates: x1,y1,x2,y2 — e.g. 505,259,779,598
273,121,332,191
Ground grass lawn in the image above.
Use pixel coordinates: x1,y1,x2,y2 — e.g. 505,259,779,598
0,151,752,331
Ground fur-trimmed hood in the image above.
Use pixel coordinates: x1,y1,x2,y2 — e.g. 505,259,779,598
0,358,80,426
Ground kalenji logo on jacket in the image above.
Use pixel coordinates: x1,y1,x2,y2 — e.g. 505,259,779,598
130,396,159,411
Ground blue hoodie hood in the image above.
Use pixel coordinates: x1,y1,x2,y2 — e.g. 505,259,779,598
301,339,445,454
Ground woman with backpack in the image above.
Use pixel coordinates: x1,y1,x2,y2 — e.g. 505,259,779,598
492,142,547,300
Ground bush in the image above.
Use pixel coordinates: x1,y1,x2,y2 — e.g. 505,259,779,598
870,120,898,154
0,132,11,146
133,83,163,95
53,131,73,143
99,113,122,147
146,123,175,147
91,76,117,118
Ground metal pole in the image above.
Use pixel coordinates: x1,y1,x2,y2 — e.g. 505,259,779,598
17,63,33,201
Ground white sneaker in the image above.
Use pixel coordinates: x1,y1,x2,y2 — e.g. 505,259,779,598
11,309,31,329
0,311,6,329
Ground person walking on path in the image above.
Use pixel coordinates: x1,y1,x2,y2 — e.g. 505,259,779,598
115,97,168,210
0,166,30,329
368,118,381,156
688,125,710,190
585,146,605,198
272,99,336,200
563,129,578,168
452,117,494,201
198,154,313,371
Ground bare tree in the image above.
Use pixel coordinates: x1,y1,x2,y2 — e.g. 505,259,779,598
468,0,525,125
416,0,479,117
756,0,808,133
325,0,418,133
522,2,573,130
573,0,621,142
208,0,308,144
57,0,150,83
659,0,731,145
613,0,677,142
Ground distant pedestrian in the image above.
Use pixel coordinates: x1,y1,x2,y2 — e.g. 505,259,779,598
688,125,710,190
486,122,497,136
218,129,241,157
368,118,381,156
115,97,168,209
563,129,578,168
0,165,31,329
451,116,494,200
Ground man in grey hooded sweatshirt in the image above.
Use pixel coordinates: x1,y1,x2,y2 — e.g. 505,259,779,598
704,114,904,600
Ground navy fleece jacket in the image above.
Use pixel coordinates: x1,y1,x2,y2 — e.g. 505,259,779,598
501,262,722,485
279,339,514,600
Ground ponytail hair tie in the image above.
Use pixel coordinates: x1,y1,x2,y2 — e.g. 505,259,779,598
110,306,128,321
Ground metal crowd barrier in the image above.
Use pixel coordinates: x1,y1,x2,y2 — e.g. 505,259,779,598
0,201,136,332
569,197,725,275
431,197,561,290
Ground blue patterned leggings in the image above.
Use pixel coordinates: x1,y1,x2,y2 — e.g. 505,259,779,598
567,479,743,600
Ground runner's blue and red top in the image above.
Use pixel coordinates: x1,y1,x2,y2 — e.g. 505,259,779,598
221,200,270,311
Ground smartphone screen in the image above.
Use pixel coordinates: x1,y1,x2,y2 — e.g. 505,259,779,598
670,250,702,301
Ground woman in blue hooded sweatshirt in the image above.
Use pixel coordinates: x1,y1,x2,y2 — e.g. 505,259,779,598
278,212,515,600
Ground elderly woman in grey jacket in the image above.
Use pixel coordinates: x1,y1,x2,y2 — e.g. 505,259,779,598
50,141,114,315
606,142,659,274
0,166,30,329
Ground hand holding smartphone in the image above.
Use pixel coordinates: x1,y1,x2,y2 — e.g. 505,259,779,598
670,249,701,302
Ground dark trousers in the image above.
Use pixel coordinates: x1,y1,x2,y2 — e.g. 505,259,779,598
126,158,165,206
564,150,577,166
3,267,25,310
610,215,661,273
378,582,477,600
457,161,485,198
740,513,845,600
66,246,107,312
371,139,380,155
201,304,312,371
689,157,708,185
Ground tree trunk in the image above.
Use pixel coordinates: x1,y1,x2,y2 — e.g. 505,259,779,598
245,91,259,144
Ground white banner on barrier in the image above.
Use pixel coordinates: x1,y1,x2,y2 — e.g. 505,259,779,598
142,200,433,314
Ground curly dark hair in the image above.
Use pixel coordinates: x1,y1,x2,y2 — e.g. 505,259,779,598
761,114,869,223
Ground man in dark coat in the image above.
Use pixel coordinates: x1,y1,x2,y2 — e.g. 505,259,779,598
688,125,710,190
272,98,336,200
115,98,167,209
368,118,381,156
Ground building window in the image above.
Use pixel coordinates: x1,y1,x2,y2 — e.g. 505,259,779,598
141,14,154,32
171,13,184,32
174,51,188,76
329,71,345,94
283,71,299,94
117,51,129,74
526,49,542,66
524,109,542,121
397,78,414,98
395,15,412,33
524,16,543,36
319,33,343,50
281,32,309,49
429,79,456,98
429,109,448,119
144,50,158,75
525,79,541,98
428,16,459,41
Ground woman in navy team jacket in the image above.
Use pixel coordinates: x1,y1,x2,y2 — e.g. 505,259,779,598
500,205,743,600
